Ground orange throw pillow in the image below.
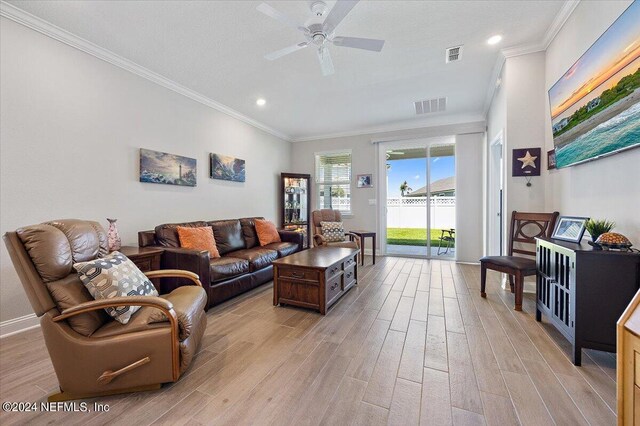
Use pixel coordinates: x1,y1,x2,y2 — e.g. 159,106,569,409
254,219,281,246
176,226,220,258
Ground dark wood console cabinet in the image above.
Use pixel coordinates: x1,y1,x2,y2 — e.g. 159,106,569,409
535,237,640,365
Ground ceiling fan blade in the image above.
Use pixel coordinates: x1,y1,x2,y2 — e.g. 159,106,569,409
323,0,359,35
317,47,334,76
257,3,308,33
332,36,385,52
264,42,309,60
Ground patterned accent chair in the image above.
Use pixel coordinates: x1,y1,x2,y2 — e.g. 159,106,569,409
3,219,208,401
312,209,361,253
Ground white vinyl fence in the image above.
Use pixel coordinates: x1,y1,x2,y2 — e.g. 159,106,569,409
387,197,455,229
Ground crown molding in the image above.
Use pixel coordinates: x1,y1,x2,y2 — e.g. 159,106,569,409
500,0,580,58
0,1,292,142
501,42,546,59
482,0,580,117
541,0,580,49
292,114,486,142
482,53,506,118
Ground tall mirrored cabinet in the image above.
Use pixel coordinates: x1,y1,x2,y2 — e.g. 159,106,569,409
281,173,311,248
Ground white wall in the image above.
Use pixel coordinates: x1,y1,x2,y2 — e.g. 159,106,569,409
485,64,506,256
485,53,548,259
0,18,291,324
504,52,547,216
455,133,485,262
487,64,506,145
290,121,485,261
484,0,640,283
544,0,640,243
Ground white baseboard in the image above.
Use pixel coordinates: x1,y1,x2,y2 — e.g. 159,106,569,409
0,313,40,338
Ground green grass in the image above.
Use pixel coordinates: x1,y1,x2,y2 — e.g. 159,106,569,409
387,228,455,247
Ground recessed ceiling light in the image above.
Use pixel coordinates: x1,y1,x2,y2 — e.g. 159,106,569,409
487,35,503,45
256,98,266,106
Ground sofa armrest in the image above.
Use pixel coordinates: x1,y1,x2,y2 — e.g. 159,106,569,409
278,230,304,251
344,232,361,248
138,230,157,247
145,269,203,287
161,248,211,292
314,233,327,247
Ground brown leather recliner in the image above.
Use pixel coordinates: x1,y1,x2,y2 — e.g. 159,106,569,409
3,219,208,401
312,209,361,251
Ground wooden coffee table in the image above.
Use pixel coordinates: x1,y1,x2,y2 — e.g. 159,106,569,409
272,247,359,315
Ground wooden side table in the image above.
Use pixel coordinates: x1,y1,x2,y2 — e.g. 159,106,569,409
349,230,376,266
119,246,163,290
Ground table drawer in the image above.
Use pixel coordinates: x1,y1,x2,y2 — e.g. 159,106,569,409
326,263,341,279
343,255,357,270
343,264,356,290
326,274,343,305
278,267,318,282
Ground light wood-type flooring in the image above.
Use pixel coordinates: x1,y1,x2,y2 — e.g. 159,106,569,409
0,256,617,425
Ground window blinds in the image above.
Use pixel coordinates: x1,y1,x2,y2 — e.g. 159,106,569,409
315,151,352,212
315,151,352,184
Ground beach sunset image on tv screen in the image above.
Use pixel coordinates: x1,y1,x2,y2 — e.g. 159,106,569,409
549,1,640,168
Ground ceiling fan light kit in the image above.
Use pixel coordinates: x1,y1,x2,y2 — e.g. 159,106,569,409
257,0,385,76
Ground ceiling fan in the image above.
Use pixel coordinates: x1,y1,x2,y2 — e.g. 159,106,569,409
257,0,385,76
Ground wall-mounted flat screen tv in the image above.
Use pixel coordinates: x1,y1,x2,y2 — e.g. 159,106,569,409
548,1,639,168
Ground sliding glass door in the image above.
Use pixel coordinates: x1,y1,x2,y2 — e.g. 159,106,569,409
381,139,456,259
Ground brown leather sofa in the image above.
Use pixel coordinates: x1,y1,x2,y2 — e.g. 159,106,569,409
3,219,208,401
139,217,303,309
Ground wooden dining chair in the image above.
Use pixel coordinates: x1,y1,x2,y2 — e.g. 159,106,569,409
480,211,559,311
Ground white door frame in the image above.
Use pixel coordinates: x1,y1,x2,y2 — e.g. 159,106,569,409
377,136,455,257
486,130,506,256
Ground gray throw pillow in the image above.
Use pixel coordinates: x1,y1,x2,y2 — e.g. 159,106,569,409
320,221,346,242
73,251,158,324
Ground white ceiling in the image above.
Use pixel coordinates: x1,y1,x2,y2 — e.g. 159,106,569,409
4,0,567,140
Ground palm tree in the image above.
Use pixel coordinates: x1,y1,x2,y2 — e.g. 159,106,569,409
400,181,413,196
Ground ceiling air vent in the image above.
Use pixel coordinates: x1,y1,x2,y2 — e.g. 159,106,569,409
414,97,447,115
446,45,462,63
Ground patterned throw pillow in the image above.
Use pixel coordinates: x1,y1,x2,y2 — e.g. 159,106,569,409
320,221,346,242
73,251,158,324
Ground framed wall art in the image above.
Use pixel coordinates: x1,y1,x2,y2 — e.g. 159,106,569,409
512,148,541,177
210,153,246,182
357,174,373,188
547,149,557,170
139,148,197,187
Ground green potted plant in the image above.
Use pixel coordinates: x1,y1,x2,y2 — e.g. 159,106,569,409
585,219,615,242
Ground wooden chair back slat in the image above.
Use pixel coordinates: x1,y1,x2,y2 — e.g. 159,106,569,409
508,211,559,257
512,248,536,257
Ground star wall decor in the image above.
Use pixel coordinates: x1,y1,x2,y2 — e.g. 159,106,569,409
518,151,537,168
512,148,541,177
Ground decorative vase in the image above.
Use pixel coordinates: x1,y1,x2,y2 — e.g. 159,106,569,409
107,218,122,251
